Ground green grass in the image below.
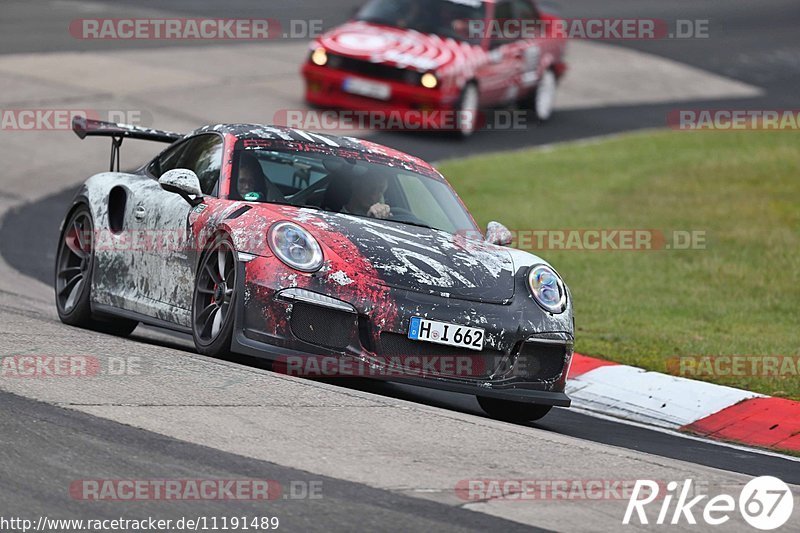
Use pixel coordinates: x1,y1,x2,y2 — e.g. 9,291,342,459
438,130,800,399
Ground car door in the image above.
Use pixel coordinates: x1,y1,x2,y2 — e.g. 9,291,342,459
477,0,527,106
96,139,189,319
132,133,224,327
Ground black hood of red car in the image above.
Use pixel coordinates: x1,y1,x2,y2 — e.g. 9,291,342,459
319,214,516,305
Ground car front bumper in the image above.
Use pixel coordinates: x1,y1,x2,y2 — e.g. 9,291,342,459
231,257,574,407
301,63,463,129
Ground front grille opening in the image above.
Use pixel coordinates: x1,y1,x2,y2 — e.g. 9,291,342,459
329,54,420,84
358,315,374,352
290,302,356,350
513,342,568,381
379,332,505,379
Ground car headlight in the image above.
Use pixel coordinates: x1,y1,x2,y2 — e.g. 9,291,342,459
421,72,439,89
311,47,328,66
527,265,566,313
268,221,324,272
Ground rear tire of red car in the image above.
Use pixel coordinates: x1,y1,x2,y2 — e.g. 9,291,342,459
455,82,480,138
531,69,557,122
477,396,553,422
55,204,138,336
192,235,238,357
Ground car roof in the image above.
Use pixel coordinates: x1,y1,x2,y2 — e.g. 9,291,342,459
192,123,362,145
191,123,438,174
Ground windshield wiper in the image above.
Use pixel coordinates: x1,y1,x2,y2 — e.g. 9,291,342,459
256,199,324,211
389,219,438,231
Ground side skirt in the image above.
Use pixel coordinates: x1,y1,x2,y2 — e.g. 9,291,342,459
91,302,192,335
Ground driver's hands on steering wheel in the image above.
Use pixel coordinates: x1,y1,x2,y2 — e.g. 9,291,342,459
367,203,391,219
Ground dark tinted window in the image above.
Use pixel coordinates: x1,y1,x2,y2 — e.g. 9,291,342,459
148,141,187,178
489,1,514,48
176,134,224,195
356,0,486,44
512,0,537,20
494,1,513,20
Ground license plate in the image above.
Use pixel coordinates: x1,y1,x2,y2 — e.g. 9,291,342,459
408,317,485,352
342,77,392,101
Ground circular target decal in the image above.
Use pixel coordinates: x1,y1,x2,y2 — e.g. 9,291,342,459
336,32,389,51
320,23,459,71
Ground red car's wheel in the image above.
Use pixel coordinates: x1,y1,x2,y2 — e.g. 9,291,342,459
532,69,557,122
455,82,480,138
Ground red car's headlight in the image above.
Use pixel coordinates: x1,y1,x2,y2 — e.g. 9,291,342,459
421,72,439,89
310,47,328,66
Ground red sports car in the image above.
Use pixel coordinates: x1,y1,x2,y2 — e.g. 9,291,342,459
302,0,568,136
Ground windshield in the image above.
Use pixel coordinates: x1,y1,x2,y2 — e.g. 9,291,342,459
231,147,477,235
355,0,486,44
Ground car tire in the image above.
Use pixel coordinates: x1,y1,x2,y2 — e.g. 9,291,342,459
477,396,553,422
192,234,238,357
54,204,138,336
455,82,480,138
531,69,557,122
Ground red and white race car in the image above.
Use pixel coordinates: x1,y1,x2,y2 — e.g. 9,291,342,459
302,0,568,136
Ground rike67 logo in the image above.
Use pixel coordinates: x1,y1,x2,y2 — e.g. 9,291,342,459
624,476,794,530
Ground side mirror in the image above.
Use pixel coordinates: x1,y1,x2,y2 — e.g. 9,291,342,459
159,169,203,205
485,221,513,246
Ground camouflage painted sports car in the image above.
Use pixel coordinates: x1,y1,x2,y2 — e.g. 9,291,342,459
56,118,573,421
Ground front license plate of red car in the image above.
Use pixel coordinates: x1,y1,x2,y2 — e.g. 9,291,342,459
343,77,392,101
408,317,484,352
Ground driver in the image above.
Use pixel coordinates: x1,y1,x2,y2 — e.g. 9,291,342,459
343,175,391,219
237,154,268,201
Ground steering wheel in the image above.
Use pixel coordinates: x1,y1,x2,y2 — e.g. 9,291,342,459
388,207,427,226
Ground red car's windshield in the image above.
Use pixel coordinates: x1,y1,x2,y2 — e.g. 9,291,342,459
355,0,486,44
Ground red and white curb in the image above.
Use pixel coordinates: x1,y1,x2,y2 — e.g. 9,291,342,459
567,354,800,454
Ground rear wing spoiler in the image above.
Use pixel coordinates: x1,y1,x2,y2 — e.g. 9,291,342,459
72,117,183,171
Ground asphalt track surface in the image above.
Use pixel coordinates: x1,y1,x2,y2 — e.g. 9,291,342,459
0,390,541,533
2,0,800,530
